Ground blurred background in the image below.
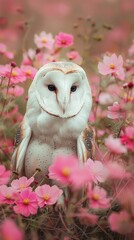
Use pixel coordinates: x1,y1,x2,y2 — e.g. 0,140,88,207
0,0,134,61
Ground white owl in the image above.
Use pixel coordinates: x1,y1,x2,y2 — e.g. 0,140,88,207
11,62,95,182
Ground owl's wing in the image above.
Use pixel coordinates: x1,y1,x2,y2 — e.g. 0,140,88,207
11,116,32,176
77,122,95,163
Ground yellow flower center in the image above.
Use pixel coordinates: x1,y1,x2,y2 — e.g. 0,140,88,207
92,194,100,201
26,70,31,76
6,194,11,199
109,63,115,70
42,37,47,43
12,71,17,77
23,198,29,205
43,194,50,201
62,167,70,177
20,184,25,189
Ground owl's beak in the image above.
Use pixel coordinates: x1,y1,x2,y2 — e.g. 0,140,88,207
57,94,69,115
59,97,68,114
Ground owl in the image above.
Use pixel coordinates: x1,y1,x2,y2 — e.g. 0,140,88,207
11,62,95,182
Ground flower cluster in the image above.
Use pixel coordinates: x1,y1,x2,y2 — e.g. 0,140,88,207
0,173,62,218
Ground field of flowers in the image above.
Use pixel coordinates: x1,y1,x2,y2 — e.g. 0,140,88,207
0,0,134,239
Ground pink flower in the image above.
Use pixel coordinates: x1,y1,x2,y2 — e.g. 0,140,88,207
0,138,13,154
10,66,26,84
117,181,134,216
107,102,126,119
86,158,108,183
21,65,37,79
0,43,6,53
34,31,54,49
121,126,134,152
66,50,82,64
13,188,38,217
108,211,134,234
0,43,14,59
1,65,26,84
0,165,11,185
35,184,63,207
128,39,134,56
48,155,79,185
105,135,127,154
22,49,36,65
0,218,24,240
55,32,74,48
98,92,113,105
0,185,17,204
72,208,98,226
0,64,9,77
4,51,14,59
87,185,110,209
98,53,125,80
106,162,130,179
11,176,34,192
5,86,24,96
69,165,91,190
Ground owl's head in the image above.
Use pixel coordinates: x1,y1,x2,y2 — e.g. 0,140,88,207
29,62,92,118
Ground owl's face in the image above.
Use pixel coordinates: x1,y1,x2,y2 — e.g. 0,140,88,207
29,62,92,118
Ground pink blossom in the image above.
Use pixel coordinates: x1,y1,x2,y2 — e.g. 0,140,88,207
36,52,59,65
117,181,134,216
0,185,17,204
86,158,108,183
21,65,37,79
5,86,24,96
69,165,91,190
13,113,23,124
0,138,13,154
34,31,54,49
105,135,127,154
66,50,82,64
11,176,34,192
0,165,11,185
87,185,110,209
4,51,14,59
107,102,126,119
13,188,38,217
108,211,134,234
35,184,63,207
22,49,36,65
0,43,14,59
0,218,24,240
88,111,95,123
10,66,26,84
48,155,79,185
121,126,134,152
72,208,98,226
106,162,130,179
0,64,26,84
98,53,125,80
0,64,8,77
0,43,6,53
55,32,74,48
98,92,113,105
128,39,134,56
97,130,105,137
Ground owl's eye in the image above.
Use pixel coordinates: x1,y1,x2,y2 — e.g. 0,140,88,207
48,84,56,92
71,86,77,92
